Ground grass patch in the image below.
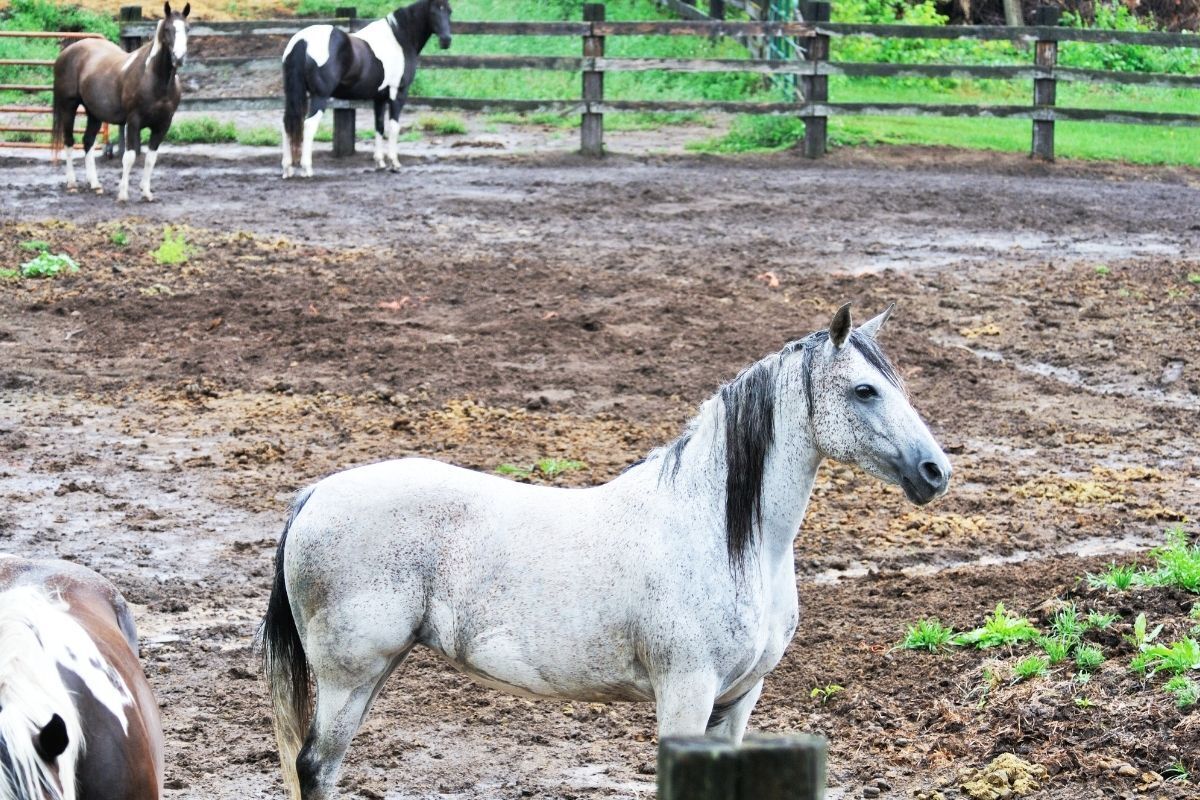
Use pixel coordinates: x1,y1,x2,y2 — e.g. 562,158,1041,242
235,126,282,147
1037,636,1070,665
167,117,237,144
954,603,1040,649
1075,644,1105,673
899,619,957,652
1088,563,1138,591
110,228,129,247
689,115,807,154
496,457,587,481
152,226,192,265
417,113,468,135
18,249,79,278
1164,676,1199,708
1013,655,1049,681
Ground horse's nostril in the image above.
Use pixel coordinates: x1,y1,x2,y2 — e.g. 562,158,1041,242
920,461,944,485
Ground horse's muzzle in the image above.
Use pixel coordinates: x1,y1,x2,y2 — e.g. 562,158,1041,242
439,35,452,49
897,452,951,505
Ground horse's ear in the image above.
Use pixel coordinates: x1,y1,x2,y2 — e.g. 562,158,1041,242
828,302,852,349
857,303,894,340
35,714,69,761
182,2,191,17
163,1,171,18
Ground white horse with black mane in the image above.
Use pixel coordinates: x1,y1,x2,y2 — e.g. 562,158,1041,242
262,304,952,800
281,0,451,178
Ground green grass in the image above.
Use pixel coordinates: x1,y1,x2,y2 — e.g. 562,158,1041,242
152,226,192,265
1088,563,1138,591
954,603,1041,649
1014,655,1049,681
17,248,79,278
899,619,957,652
1075,645,1105,673
1086,611,1119,630
1135,638,1200,677
168,117,238,145
1037,636,1070,665
417,113,468,135
496,457,586,480
1164,676,1200,709
110,228,129,247
0,0,118,107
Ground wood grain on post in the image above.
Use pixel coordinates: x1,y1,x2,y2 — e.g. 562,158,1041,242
332,107,356,157
580,3,605,157
659,734,827,800
799,0,829,159
1031,5,1060,160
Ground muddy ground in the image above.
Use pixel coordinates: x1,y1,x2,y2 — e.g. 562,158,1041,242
2,144,1199,799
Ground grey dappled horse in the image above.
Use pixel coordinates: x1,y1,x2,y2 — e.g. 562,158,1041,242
262,303,952,800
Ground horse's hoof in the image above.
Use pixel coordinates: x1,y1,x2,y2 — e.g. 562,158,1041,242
66,185,78,194
142,194,154,203
389,166,402,174
116,195,128,204
92,187,104,195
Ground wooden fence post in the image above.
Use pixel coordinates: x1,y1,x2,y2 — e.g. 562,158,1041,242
659,735,827,800
581,3,605,157
710,0,726,19
1031,5,1060,161
332,7,357,157
799,0,830,159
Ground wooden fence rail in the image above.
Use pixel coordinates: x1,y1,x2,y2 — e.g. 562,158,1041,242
118,1,1200,160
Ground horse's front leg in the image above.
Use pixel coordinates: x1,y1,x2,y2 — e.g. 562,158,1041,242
386,93,407,171
704,679,763,744
140,125,168,201
372,98,387,170
654,672,720,739
117,117,140,203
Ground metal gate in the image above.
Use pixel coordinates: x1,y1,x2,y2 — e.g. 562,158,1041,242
0,30,109,150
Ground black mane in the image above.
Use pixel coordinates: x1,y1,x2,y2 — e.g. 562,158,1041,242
661,329,903,570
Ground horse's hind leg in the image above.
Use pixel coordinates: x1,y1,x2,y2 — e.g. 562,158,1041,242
294,602,418,800
117,116,140,203
300,98,327,178
81,113,105,193
385,93,407,171
372,98,386,170
56,99,81,190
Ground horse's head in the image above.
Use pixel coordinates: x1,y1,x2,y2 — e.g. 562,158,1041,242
0,709,71,800
159,2,191,69
801,303,951,505
428,0,452,49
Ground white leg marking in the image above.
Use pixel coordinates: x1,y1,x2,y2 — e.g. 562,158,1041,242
64,145,77,190
386,117,400,170
140,148,158,201
373,131,385,169
117,149,135,202
84,148,101,192
301,110,322,178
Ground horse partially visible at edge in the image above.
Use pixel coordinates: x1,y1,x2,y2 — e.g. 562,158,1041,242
280,0,451,178
262,303,952,800
0,555,164,800
52,2,189,202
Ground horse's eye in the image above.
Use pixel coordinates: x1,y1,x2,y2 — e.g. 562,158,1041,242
854,384,877,400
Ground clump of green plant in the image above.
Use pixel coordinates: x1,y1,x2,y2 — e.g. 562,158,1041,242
900,619,957,652
1164,675,1199,709
1138,528,1200,593
1075,645,1105,673
1135,638,1200,677
954,603,1040,649
1094,264,1111,276
1188,273,1200,286
1127,612,1164,651
19,248,79,279
0,268,19,280
1086,611,1119,630
810,684,844,703
1088,563,1136,591
152,226,192,265
1073,696,1095,709
1037,636,1070,665
110,228,129,247
1051,604,1085,643
235,126,282,147
688,115,807,155
167,116,237,144
496,458,586,480
1014,655,1049,681
19,239,50,252
417,113,467,135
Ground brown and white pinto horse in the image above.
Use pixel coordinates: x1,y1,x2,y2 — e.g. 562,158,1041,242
52,2,190,202
0,556,163,800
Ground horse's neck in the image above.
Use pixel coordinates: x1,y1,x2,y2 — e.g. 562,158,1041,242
143,35,175,86
394,2,433,53
643,393,821,566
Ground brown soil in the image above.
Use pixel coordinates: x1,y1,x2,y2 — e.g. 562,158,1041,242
1,147,1199,799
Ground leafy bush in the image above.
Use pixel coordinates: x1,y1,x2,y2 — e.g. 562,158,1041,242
19,251,79,278
954,603,1040,649
1061,2,1200,75
901,619,957,651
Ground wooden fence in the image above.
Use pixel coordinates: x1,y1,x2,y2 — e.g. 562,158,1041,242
118,1,1200,160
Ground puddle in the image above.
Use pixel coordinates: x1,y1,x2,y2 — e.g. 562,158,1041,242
807,534,1161,585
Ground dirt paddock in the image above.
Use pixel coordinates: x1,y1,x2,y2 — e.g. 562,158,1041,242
2,144,1199,799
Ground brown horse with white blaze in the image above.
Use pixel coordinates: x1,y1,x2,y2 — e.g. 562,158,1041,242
0,555,164,800
52,2,190,202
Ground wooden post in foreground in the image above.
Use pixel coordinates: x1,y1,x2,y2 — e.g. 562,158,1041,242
332,7,358,157
581,3,605,156
799,0,830,159
659,734,827,800
1031,5,1060,161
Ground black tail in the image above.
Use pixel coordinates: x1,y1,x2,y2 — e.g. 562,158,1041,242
261,485,315,800
282,41,308,166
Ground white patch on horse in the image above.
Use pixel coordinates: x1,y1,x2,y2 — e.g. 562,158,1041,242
120,51,138,71
140,148,158,201
172,19,187,62
84,147,100,190
118,149,136,202
283,24,334,67
352,17,406,100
